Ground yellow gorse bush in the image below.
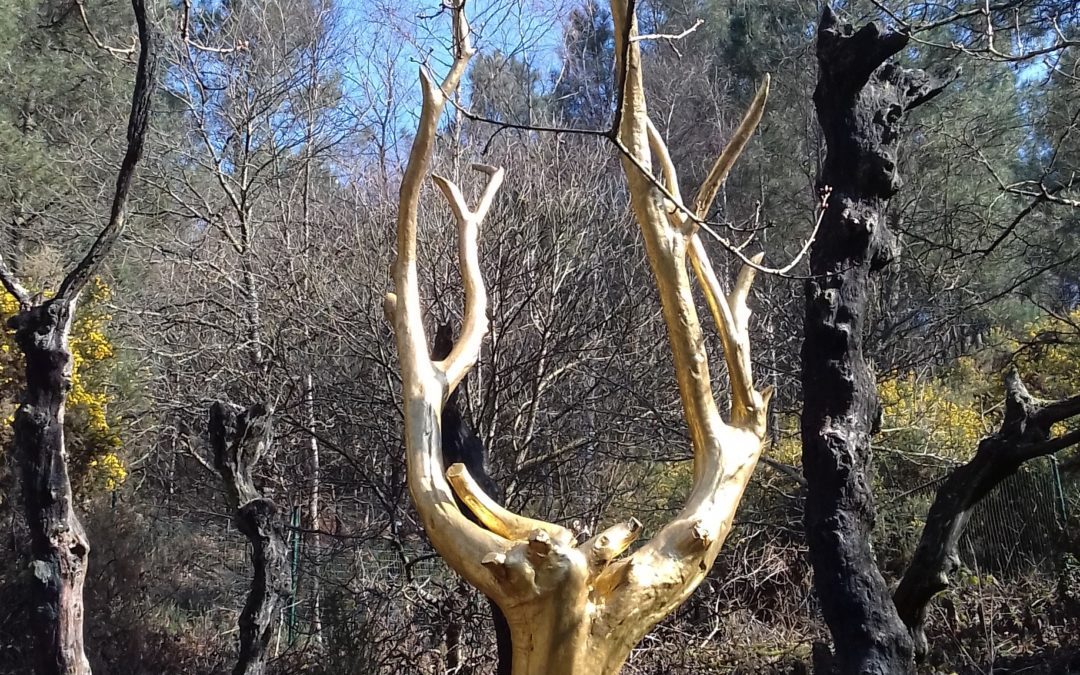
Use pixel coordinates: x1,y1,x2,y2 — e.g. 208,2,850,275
1,278,125,493
767,413,802,466
875,311,1080,462
88,451,127,492
1011,308,1080,398
878,365,989,461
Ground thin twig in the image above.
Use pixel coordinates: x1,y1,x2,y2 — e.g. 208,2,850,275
631,19,704,43
868,0,1076,60
75,0,137,57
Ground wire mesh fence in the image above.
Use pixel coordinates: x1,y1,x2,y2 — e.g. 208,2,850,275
898,456,1070,575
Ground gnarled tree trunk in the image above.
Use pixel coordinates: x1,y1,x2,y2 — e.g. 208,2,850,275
10,301,91,675
800,7,951,674
0,4,155,673
209,402,291,675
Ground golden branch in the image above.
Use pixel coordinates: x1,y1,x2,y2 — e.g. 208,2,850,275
693,76,771,223
387,2,513,600
599,0,770,648
432,164,504,393
446,463,573,544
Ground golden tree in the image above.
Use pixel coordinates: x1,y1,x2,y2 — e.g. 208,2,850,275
385,2,771,672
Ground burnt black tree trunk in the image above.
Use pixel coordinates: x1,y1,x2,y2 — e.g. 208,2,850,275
10,302,91,675
209,402,291,675
0,4,155,674
894,372,1080,660
432,324,512,675
800,7,951,674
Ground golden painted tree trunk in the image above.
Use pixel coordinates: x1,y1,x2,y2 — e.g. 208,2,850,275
386,3,772,673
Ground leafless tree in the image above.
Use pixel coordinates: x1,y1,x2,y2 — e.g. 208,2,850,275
386,2,776,672
0,2,155,673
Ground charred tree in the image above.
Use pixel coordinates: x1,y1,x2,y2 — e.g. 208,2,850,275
800,7,951,674
9,301,92,675
0,4,156,673
894,372,1080,660
208,402,291,675
432,324,512,675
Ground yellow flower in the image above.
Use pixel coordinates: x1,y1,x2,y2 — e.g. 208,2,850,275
88,452,127,492
0,293,18,316
2,278,124,493
878,369,988,461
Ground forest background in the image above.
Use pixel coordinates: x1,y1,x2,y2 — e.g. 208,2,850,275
0,0,1078,672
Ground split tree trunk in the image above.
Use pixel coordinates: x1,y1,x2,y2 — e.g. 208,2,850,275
800,7,951,674
10,301,91,675
0,4,155,673
209,402,291,675
894,372,1080,660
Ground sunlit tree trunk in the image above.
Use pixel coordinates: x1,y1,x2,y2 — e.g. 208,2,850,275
304,372,323,648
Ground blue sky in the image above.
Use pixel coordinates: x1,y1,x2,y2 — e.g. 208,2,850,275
341,0,572,83
327,0,579,171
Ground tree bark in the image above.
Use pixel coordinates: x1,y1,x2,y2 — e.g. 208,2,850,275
304,372,323,649
10,300,91,675
894,373,1080,660
0,5,155,673
209,402,291,675
800,7,951,674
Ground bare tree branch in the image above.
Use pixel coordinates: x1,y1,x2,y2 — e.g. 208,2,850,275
631,19,704,43
57,0,158,301
74,0,137,57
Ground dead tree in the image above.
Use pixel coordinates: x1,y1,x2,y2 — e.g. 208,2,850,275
894,371,1080,660
385,2,771,673
800,7,952,674
0,3,155,674
208,402,291,675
